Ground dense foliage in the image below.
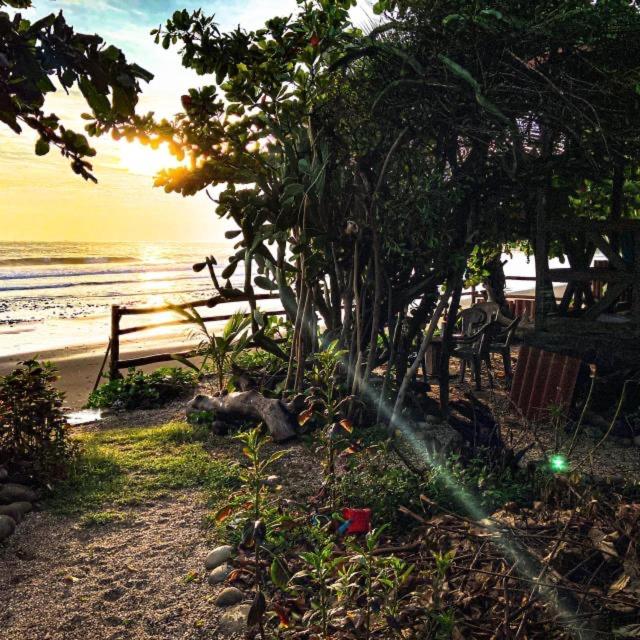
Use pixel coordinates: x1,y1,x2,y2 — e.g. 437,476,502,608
0,359,77,478
88,367,197,411
0,0,151,179
98,0,640,424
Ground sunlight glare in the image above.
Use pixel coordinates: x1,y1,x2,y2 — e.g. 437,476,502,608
119,141,183,177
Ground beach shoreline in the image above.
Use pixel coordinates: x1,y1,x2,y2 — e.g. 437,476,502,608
0,336,198,409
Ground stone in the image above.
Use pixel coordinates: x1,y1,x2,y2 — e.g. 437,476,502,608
0,514,16,541
0,502,32,523
0,467,8,482
0,483,37,505
262,475,280,487
205,545,233,570
218,603,251,637
634,435,640,447
214,587,244,607
208,564,231,585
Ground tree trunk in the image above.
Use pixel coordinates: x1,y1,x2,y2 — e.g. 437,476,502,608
389,285,452,434
187,391,298,442
439,280,463,416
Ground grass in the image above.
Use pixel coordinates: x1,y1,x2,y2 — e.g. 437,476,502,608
48,421,242,520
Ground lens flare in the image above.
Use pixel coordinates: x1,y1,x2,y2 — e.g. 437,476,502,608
549,453,569,473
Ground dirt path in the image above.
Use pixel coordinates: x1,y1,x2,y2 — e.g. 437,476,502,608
0,492,237,640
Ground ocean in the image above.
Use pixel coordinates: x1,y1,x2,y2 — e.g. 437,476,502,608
0,241,544,359
0,241,243,356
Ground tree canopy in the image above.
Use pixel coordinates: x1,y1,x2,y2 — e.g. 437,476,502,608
0,0,151,180
100,0,640,409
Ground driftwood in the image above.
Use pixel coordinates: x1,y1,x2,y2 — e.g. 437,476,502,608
187,391,298,442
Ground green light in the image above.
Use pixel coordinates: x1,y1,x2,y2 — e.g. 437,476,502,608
549,454,569,473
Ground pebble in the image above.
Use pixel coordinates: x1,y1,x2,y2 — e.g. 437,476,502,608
218,603,251,636
0,483,37,505
214,587,244,607
0,502,32,523
205,545,233,570
208,564,231,585
0,467,8,482
262,475,280,487
0,514,16,541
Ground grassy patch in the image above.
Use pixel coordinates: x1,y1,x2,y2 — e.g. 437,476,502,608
78,509,129,527
48,421,241,518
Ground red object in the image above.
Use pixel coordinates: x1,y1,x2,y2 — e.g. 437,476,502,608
510,345,581,421
310,34,321,47
342,508,372,534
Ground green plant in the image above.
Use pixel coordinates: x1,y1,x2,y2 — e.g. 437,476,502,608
297,540,341,638
340,526,390,640
88,367,197,410
0,360,77,478
172,308,251,391
234,427,287,521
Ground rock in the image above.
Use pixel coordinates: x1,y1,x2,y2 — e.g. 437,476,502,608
413,420,463,457
0,467,8,482
208,564,231,585
0,514,16,541
218,603,251,637
214,587,244,607
0,502,32,523
0,483,37,505
634,435,640,448
211,420,229,435
262,475,280,487
205,545,233,570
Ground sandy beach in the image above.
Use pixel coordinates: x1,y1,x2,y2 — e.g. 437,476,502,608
0,334,197,409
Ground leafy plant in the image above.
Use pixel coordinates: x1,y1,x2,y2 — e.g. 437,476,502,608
297,541,341,638
0,360,77,479
171,308,251,391
234,427,287,521
87,367,197,410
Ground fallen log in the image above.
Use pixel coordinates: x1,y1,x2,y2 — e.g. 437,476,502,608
187,391,298,442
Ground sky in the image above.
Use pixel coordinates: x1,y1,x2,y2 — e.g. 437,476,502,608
0,1,373,242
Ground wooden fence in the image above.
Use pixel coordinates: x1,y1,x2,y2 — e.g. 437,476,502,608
103,293,281,382
100,276,541,385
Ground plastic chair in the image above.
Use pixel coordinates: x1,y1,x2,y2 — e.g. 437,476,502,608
488,316,521,383
451,321,497,390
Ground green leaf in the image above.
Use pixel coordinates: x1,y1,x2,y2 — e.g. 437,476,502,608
35,138,50,156
270,557,289,590
438,54,480,93
254,275,278,291
78,78,110,116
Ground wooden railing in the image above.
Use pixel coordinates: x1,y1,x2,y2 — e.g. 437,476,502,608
105,293,282,381
99,276,541,386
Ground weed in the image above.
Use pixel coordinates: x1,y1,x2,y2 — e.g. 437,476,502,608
88,367,197,410
0,359,78,480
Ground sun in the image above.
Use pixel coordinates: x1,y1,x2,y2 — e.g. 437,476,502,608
118,141,183,177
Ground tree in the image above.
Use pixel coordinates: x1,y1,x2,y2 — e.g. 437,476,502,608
0,0,152,180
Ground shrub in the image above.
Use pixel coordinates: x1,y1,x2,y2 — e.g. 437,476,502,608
87,367,197,410
0,360,77,478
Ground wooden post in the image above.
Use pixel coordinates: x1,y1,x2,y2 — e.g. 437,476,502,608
471,284,476,305
109,305,121,379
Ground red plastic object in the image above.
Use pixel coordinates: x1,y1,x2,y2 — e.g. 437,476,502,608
342,508,372,534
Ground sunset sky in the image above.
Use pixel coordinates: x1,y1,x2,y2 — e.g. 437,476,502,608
0,1,371,242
